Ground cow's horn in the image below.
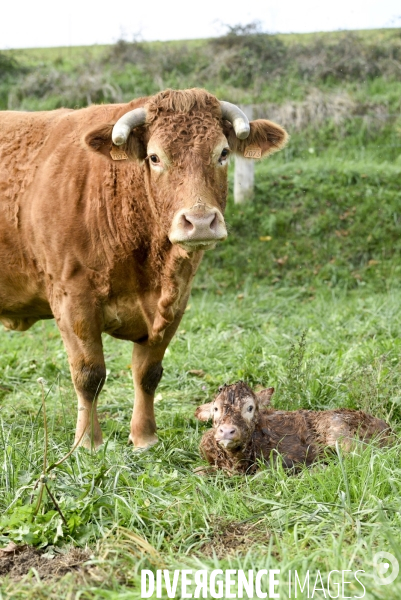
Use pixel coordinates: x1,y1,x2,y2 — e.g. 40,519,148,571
112,107,147,145
220,101,250,140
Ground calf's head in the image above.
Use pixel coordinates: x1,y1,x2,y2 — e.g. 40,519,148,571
195,381,274,452
85,89,288,252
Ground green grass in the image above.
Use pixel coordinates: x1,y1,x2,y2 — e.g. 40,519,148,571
198,156,401,290
1,153,401,597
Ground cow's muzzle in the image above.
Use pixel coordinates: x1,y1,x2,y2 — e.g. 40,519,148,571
169,203,227,251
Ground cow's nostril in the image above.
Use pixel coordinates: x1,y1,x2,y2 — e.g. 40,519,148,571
209,214,218,232
181,214,195,233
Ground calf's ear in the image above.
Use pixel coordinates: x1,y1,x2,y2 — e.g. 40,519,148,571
256,387,275,407
223,120,288,159
194,403,213,421
84,123,147,162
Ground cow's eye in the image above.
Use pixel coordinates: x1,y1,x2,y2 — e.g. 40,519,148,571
247,405,254,412
219,148,229,162
214,406,218,412
149,154,160,164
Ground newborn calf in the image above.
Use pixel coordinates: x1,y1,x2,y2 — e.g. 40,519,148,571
195,381,391,474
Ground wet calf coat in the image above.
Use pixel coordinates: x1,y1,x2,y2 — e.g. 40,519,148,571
195,382,392,474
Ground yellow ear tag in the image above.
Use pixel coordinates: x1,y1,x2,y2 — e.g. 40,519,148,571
244,145,262,159
110,149,128,161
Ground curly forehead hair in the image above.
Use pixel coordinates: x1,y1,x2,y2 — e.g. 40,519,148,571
217,381,256,405
145,88,222,119
145,89,224,163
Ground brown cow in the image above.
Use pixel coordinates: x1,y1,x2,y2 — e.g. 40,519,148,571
195,382,392,474
0,89,287,449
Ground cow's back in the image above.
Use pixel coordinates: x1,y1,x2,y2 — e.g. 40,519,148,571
0,110,72,209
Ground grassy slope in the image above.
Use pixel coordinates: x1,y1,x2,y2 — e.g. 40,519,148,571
6,28,398,64
1,27,401,599
2,28,401,109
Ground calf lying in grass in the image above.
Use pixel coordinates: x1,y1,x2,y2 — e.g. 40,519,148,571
195,381,391,474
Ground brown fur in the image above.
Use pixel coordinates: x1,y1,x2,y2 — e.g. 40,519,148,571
195,382,392,474
0,89,287,448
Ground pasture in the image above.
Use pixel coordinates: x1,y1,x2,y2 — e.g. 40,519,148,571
1,26,401,599
1,153,401,598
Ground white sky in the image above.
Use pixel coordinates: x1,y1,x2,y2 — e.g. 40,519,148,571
1,0,400,50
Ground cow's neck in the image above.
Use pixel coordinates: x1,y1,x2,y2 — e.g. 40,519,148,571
148,242,203,344
222,443,255,473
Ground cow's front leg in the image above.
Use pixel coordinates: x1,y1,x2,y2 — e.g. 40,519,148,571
130,343,166,448
56,305,105,449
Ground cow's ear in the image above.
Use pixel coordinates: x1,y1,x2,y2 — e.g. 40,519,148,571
256,387,275,407
223,120,288,159
84,123,147,161
194,402,213,421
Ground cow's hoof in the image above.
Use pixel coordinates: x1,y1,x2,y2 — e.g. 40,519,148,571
128,433,158,450
74,432,103,451
75,440,103,451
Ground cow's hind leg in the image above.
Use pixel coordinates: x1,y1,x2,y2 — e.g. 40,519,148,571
130,343,165,449
55,300,106,449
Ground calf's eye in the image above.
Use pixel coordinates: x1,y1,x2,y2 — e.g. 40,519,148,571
150,154,160,164
214,406,218,412
247,406,254,412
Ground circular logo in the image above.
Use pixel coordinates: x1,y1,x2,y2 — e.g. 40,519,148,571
373,551,399,585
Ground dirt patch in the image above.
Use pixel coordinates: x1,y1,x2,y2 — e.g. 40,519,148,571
199,519,270,558
0,543,91,581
